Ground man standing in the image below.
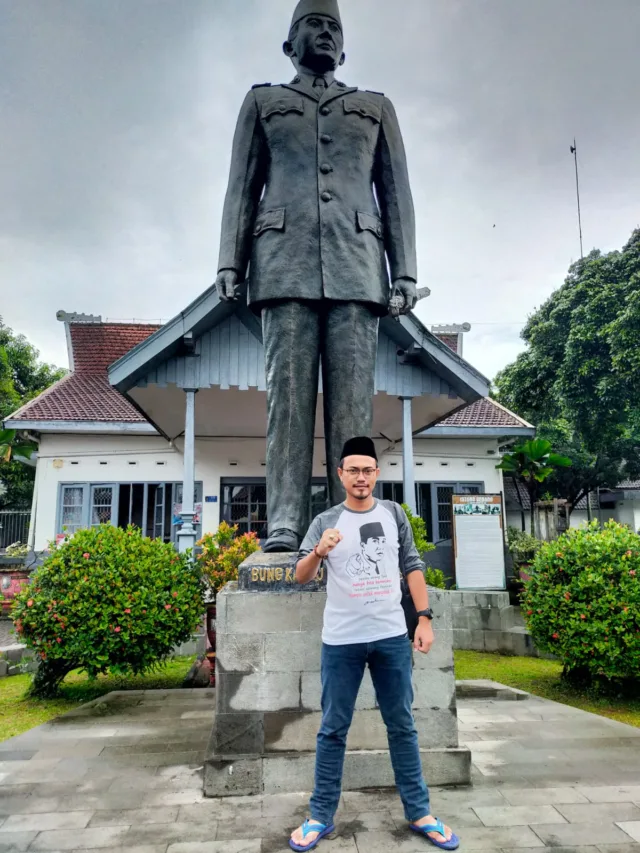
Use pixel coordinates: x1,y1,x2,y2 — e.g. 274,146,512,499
289,436,459,851
215,0,418,553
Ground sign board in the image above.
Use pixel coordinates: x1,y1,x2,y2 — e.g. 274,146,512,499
452,494,506,589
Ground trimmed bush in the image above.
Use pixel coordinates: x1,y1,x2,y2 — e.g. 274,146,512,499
197,522,260,599
523,521,640,687
12,525,203,697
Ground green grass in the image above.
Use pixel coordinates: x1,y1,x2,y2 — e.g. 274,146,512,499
0,655,196,742
3,651,639,745
454,650,640,729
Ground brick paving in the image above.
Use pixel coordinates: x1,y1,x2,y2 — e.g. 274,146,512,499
1,687,640,852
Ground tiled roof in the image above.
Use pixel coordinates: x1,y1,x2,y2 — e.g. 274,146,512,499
70,323,160,373
432,333,459,353
439,398,532,429
503,478,599,510
8,322,159,424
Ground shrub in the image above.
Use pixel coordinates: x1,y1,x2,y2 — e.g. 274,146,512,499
522,521,640,687
197,521,260,599
5,542,28,558
424,566,446,590
12,524,203,697
400,504,445,588
507,527,542,571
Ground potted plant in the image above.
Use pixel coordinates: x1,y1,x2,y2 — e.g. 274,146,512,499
506,527,542,602
196,522,260,652
0,543,31,616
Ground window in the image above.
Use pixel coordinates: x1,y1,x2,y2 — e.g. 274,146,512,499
57,481,202,543
60,486,86,534
221,481,268,539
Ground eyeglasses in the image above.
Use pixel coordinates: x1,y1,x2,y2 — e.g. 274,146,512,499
343,467,377,478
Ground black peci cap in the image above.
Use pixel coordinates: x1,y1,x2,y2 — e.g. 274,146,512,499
340,436,378,462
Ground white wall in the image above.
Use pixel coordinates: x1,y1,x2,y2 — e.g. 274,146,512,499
507,507,619,534
30,433,504,550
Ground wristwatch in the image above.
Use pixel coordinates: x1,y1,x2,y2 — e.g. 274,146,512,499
416,608,434,621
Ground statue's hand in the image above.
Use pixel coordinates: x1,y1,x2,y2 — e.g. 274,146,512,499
390,278,418,316
216,269,240,302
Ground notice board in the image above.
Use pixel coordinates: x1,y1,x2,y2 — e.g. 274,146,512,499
452,494,506,589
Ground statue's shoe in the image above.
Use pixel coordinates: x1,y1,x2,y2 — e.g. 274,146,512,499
263,528,300,553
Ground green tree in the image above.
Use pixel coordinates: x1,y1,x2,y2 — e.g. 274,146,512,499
495,229,640,510
497,439,571,534
0,318,66,509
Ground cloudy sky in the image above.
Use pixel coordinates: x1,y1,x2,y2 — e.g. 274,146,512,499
2,0,639,381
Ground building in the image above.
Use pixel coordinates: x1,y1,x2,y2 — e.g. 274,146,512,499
5,288,534,581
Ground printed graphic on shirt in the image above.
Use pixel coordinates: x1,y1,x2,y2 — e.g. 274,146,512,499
346,521,388,579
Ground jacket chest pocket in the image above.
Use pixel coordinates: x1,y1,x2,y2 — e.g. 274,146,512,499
261,97,305,121
343,97,382,124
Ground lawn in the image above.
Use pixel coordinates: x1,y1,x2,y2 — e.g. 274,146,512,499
2,651,640,744
0,655,196,742
454,650,640,729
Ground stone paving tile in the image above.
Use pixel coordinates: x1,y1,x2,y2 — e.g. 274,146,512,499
617,825,640,844
143,789,206,806
580,789,640,804
0,811,93,831
168,843,261,853
70,847,167,853
178,799,257,824
501,847,601,853
473,805,567,827
597,845,640,853
88,805,180,827
216,814,294,841
355,825,545,850
558,805,640,824
532,823,635,847
27,825,131,850
62,790,147,811
501,788,590,806
0,829,38,852
264,835,357,853
123,821,218,848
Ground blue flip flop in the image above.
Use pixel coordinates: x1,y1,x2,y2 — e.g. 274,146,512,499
410,818,460,850
289,819,335,852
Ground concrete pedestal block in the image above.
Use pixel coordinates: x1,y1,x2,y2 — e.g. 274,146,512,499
205,556,471,797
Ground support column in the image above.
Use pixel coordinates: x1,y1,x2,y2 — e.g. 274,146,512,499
178,388,198,554
401,396,417,514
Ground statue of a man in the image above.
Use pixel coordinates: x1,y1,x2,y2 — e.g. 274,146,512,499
215,0,417,552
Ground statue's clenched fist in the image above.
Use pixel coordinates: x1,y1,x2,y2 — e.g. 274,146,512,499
216,269,240,302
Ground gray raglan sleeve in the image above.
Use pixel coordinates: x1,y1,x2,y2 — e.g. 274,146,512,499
296,506,344,567
396,505,425,577
297,515,325,564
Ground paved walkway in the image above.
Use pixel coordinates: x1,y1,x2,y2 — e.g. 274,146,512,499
1,686,640,852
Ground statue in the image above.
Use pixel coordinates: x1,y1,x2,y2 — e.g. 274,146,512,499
215,0,418,552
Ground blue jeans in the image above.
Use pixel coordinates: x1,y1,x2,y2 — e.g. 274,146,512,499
309,633,431,825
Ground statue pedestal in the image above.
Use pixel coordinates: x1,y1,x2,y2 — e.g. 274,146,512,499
204,553,470,797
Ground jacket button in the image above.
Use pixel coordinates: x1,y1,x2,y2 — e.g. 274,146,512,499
320,133,333,143
320,163,333,174
376,225,382,237
320,106,331,116
321,191,333,202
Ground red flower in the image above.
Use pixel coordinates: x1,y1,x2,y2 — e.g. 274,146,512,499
165,604,171,610
580,614,586,619
630,570,636,577
56,637,62,643
114,626,121,633
27,599,34,607
564,592,571,601
172,592,178,598
527,610,533,616
552,632,559,640
124,608,131,614
83,553,90,559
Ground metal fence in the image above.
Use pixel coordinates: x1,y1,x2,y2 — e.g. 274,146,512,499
0,510,31,549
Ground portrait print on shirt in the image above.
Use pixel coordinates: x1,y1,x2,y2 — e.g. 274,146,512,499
346,521,388,579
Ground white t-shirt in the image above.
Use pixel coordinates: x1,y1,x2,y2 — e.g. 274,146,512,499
298,500,425,645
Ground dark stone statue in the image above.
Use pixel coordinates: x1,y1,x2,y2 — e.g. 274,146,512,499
215,0,418,552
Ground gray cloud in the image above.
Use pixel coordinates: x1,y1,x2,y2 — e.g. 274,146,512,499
2,0,639,381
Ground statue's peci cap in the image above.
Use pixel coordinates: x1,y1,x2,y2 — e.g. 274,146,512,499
290,0,342,32
340,436,378,462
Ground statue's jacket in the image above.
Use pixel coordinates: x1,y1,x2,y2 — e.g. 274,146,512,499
217,77,417,315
